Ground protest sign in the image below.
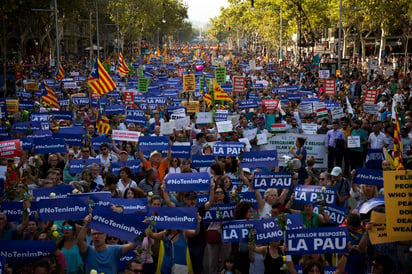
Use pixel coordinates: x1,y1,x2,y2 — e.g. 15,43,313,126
262,99,279,111
313,205,347,225
69,159,100,173
0,240,56,267
34,138,66,154
0,140,22,158
364,89,378,104
203,203,236,222
111,160,141,176
26,81,38,91
353,168,383,187
213,142,245,156
138,136,169,151
183,74,195,92
112,198,148,213
138,78,149,92
2,201,38,222
368,211,410,244
347,136,360,148
196,112,213,124
216,120,233,133
358,196,385,214
256,133,268,145
123,91,134,108
221,220,254,243
6,100,19,112
243,128,258,141
160,121,175,135
286,227,349,255
91,136,111,151
263,134,327,168
147,207,198,230
233,76,246,93
363,104,379,114
215,67,226,84
253,172,293,189
171,144,191,159
324,79,335,95
318,70,330,79
37,196,89,221
302,123,317,135
182,101,199,113
299,104,313,115
365,148,384,169
238,100,258,109
191,155,216,168
271,124,287,134
174,116,190,130
331,107,344,120
165,172,210,192
33,184,74,201
240,150,278,168
316,107,329,121
293,185,336,205
112,130,140,142
70,192,112,208
89,207,146,243
383,170,412,238
71,96,89,105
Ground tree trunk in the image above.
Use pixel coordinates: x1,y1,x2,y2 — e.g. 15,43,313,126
342,28,347,58
89,10,93,65
360,30,372,63
378,22,386,66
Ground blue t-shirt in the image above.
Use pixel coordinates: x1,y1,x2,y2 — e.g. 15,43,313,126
85,244,123,274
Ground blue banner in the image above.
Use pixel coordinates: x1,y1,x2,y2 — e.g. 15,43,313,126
126,109,145,117
118,251,136,271
1,201,38,222
203,203,236,222
215,112,228,122
240,150,278,168
293,185,336,205
17,91,32,98
29,130,52,140
251,84,263,90
253,172,293,189
20,138,34,150
69,192,112,208
138,136,170,151
89,207,146,243
165,172,210,192
68,159,100,173
33,184,74,201
111,198,148,213
191,155,215,168
34,138,67,154
14,122,42,133
52,111,73,121
272,85,299,94
18,101,34,109
147,96,166,105
91,136,111,151
31,113,50,122
314,205,347,225
105,104,125,115
238,100,258,109
353,167,383,187
171,144,191,159
111,160,141,176
0,240,56,267
213,142,245,156
147,207,198,230
53,133,82,146
357,196,385,214
286,227,349,255
221,220,254,243
37,196,89,221
365,149,384,169
72,96,90,105
58,99,69,106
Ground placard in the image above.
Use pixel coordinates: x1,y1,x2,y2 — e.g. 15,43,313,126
363,104,379,114
233,76,246,93
364,89,378,104
302,123,317,135
182,101,199,113
331,107,344,120
215,67,226,84
174,116,190,130
138,78,149,92
183,74,195,92
124,91,134,108
319,70,330,79
347,136,360,148
6,100,19,112
368,211,409,244
262,99,280,111
196,112,213,124
324,79,335,95
160,121,175,135
216,120,233,133
383,170,412,239
243,128,258,141
112,130,140,142
26,82,38,91
0,140,22,158
299,104,313,115
256,133,268,145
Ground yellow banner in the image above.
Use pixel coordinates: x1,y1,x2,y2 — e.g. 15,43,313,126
182,101,199,113
383,170,412,238
183,74,195,92
6,100,19,112
368,211,410,244
26,82,38,91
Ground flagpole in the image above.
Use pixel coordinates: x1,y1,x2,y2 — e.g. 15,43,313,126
96,0,100,59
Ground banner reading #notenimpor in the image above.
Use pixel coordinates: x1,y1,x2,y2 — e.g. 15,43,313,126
262,134,327,168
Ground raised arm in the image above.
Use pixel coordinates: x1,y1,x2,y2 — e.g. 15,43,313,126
76,213,92,254
184,213,202,238
204,180,216,211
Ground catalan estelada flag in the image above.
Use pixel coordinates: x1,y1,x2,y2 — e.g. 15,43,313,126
41,81,59,109
88,58,116,96
117,53,130,77
96,96,110,135
393,108,404,170
212,79,233,102
54,64,64,80
202,77,212,107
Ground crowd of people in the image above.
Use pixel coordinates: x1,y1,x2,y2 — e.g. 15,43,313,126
0,45,412,274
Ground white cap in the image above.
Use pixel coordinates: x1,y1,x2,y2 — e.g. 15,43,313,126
331,167,342,176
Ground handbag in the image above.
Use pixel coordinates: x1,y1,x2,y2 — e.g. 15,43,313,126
205,229,221,244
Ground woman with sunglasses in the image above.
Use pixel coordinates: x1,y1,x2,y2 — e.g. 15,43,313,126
58,220,84,274
168,157,181,174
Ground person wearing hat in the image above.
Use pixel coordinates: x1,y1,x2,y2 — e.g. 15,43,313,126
331,166,350,208
138,148,171,182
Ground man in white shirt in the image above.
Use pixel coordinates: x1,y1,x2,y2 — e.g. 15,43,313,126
368,123,389,150
95,143,118,172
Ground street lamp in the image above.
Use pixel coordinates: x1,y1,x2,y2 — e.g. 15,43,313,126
338,0,364,71
32,0,59,65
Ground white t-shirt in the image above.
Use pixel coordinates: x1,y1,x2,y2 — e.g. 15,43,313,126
117,180,138,197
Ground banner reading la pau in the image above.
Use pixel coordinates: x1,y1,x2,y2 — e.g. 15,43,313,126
262,134,327,168
384,170,412,239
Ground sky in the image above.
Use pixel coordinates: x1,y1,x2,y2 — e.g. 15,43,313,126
185,0,229,26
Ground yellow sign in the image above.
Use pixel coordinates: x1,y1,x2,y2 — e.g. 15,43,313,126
368,211,410,244
6,99,19,112
336,70,341,78
26,82,38,91
183,74,195,92
383,170,412,238
182,101,199,113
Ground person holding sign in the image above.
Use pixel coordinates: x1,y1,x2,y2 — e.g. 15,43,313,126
251,239,285,274
289,137,307,168
349,120,368,169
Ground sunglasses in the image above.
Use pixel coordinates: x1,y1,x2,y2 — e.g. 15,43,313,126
63,226,73,230
107,236,118,241
319,178,326,181
82,150,90,153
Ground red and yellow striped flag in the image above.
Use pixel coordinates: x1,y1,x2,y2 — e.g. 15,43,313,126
88,58,117,96
393,108,404,170
96,96,110,135
117,53,130,77
41,81,60,109
212,79,233,102
54,64,64,80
